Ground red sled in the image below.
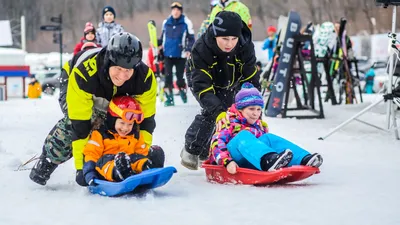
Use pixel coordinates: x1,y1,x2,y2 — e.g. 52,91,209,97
201,160,320,185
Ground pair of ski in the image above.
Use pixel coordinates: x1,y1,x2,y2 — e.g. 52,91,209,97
316,19,361,105
148,20,165,103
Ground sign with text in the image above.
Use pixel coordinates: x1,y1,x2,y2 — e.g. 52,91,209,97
266,11,302,117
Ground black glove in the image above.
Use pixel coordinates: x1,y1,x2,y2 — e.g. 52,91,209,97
75,170,88,187
148,145,165,168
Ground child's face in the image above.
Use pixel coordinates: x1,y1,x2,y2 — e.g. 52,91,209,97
240,106,262,124
85,32,95,41
114,118,134,137
267,31,275,37
216,36,238,52
104,12,115,23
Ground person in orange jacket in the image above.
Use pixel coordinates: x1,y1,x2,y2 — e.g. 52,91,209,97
27,75,42,99
82,96,165,185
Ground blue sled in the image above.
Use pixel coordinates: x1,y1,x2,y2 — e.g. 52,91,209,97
88,166,177,197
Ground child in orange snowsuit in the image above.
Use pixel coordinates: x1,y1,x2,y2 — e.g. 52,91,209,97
27,75,42,99
82,96,165,185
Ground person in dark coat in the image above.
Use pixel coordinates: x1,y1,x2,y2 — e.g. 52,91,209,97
181,11,260,170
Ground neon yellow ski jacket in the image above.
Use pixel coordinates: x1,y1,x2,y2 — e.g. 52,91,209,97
209,0,252,30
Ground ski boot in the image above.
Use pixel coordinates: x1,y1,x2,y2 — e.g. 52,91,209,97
179,88,187,103
29,155,58,186
113,152,134,181
301,153,323,168
180,147,199,170
260,149,293,172
164,90,175,107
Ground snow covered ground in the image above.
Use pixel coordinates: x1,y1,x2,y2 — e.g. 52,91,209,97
0,93,399,225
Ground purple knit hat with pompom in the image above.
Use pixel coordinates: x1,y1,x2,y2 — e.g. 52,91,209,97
235,82,264,109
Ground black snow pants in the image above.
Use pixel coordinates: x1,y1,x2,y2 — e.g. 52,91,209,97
184,88,236,159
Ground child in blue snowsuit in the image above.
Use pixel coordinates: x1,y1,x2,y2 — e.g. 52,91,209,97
262,26,278,61
209,82,323,174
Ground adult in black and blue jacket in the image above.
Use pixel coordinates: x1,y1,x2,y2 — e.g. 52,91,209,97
160,2,195,106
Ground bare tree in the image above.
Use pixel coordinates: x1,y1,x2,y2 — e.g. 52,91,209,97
1,0,397,52
90,0,107,25
303,0,319,24
361,0,376,34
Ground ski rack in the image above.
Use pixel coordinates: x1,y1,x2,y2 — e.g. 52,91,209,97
319,6,400,140
265,34,325,119
319,55,364,105
315,56,337,105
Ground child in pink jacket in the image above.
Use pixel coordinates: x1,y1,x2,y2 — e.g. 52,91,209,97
209,82,323,174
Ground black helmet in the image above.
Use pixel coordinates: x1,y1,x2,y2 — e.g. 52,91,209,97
107,32,142,69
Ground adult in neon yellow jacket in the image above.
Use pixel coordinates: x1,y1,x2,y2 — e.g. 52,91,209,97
209,0,252,30
196,0,219,39
29,32,157,186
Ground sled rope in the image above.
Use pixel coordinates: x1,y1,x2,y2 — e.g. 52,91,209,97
15,154,40,171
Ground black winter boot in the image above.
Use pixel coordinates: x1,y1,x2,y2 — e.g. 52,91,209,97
260,149,293,172
301,153,323,168
29,155,58,186
148,145,165,168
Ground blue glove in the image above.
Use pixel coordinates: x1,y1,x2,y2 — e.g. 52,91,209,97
83,161,98,186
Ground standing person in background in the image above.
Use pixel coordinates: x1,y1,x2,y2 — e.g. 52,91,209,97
160,2,195,107
262,26,277,61
96,6,124,47
27,75,42,99
197,0,219,39
147,39,164,77
73,22,101,55
209,0,252,29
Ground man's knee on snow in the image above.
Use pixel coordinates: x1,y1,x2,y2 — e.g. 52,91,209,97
42,117,74,164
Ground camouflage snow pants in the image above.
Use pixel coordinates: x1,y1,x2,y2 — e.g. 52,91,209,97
41,109,106,165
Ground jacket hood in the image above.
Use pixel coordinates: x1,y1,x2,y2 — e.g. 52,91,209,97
228,104,248,125
217,0,239,8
